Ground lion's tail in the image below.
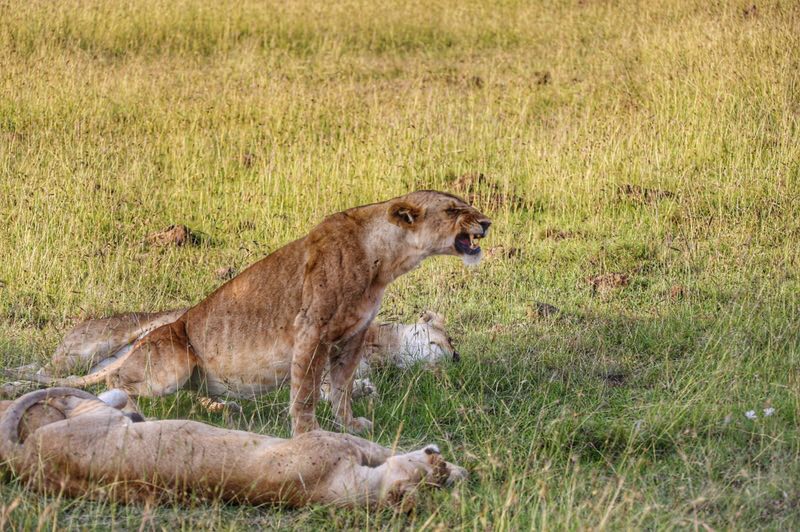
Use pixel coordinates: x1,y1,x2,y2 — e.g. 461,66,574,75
6,347,138,389
0,387,97,468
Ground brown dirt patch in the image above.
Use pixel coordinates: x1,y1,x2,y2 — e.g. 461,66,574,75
586,273,630,293
145,225,200,247
603,372,627,387
534,71,551,85
668,284,686,300
528,302,561,319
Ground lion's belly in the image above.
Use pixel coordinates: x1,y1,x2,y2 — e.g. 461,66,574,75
192,326,295,396
183,247,304,393
202,368,290,399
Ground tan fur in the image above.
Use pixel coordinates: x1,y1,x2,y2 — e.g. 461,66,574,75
0,388,466,508
17,309,456,406
11,191,490,435
362,311,456,369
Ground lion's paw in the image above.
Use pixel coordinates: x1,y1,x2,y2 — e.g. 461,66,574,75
352,378,378,400
344,416,373,435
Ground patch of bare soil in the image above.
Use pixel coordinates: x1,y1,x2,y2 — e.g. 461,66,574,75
603,372,627,387
759,493,799,522
617,184,676,204
586,273,630,293
743,4,758,18
145,225,201,247
528,302,561,319
534,71,551,85
452,173,526,211
668,284,686,300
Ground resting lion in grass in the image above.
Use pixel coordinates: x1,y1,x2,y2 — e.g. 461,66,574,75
0,388,467,507
14,191,490,435
11,309,458,407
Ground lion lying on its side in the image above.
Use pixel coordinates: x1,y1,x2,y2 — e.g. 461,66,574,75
0,388,466,507
6,309,457,408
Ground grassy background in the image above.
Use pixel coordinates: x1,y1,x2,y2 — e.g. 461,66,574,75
1,0,799,528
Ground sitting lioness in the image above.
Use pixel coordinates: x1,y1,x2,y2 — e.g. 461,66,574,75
0,388,467,507
17,191,490,435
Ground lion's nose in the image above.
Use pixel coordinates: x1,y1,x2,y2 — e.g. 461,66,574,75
479,221,491,235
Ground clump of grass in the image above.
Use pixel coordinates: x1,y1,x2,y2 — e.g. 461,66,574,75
1,0,799,528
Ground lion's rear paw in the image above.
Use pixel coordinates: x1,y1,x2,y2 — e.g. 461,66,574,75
352,378,378,400
342,416,373,435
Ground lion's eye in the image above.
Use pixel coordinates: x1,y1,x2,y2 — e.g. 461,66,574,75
445,207,461,217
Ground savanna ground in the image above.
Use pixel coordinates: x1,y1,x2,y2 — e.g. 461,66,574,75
1,0,799,529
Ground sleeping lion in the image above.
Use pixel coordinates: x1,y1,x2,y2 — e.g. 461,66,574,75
8,309,458,408
0,387,467,508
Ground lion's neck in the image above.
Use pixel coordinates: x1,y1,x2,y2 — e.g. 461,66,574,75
342,203,432,287
367,225,429,285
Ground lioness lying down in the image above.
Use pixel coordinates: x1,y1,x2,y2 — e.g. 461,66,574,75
15,191,490,435
0,388,466,507
16,309,457,406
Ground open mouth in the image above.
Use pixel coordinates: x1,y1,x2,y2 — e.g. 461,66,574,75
454,232,483,256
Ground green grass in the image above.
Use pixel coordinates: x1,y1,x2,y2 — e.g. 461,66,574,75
1,0,799,528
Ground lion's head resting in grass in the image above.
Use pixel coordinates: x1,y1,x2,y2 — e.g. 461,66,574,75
7,191,490,436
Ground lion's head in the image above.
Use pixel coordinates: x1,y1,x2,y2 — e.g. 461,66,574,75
406,310,459,366
387,190,492,266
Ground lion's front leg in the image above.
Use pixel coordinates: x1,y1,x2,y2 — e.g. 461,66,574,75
290,319,328,435
329,330,372,434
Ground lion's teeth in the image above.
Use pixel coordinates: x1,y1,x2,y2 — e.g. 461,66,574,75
469,234,476,248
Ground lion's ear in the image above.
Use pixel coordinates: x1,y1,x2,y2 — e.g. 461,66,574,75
388,202,422,227
418,310,445,328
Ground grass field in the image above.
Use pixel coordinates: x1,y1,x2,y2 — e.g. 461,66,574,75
1,0,799,528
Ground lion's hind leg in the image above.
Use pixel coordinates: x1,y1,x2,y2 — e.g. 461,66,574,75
109,319,198,399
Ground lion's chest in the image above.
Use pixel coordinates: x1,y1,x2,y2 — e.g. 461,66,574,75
330,286,385,342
